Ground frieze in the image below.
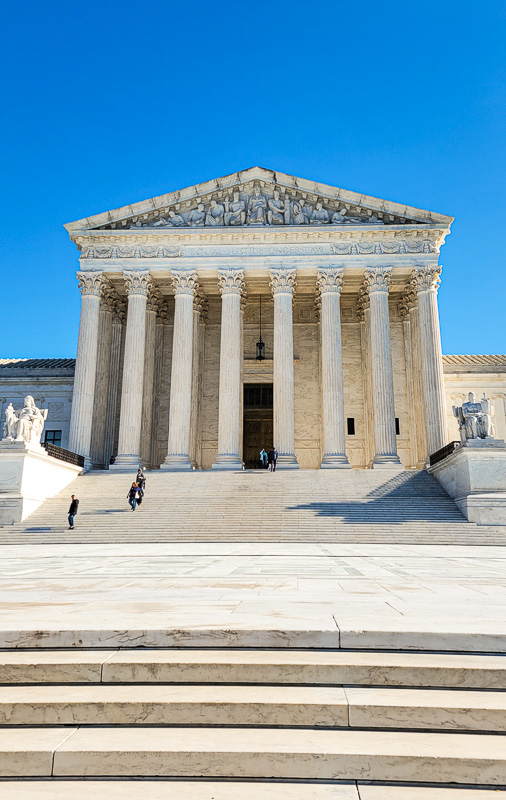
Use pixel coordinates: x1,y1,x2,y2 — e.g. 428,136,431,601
80,240,437,259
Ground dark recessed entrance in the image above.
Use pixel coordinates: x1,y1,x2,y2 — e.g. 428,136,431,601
243,383,273,469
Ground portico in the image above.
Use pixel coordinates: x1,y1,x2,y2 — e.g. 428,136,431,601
64,167,452,471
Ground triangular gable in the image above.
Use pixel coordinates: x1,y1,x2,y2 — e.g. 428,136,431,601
64,166,453,232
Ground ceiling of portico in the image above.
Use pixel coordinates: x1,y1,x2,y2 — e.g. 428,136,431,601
65,166,453,234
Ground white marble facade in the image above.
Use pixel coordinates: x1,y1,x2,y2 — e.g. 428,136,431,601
61,167,463,470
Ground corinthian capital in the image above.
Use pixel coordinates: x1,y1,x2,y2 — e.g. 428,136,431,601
363,267,392,294
399,287,417,320
218,269,246,296
146,286,163,313
76,271,104,297
270,268,297,295
170,270,198,296
316,267,344,295
124,270,152,297
411,265,442,293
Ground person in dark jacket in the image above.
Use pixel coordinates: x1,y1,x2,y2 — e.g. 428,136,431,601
136,469,146,505
127,483,139,512
269,447,278,472
68,495,79,529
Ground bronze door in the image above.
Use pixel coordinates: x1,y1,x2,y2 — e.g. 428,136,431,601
243,384,273,469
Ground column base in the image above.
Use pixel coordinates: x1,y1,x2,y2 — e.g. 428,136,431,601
372,454,403,470
276,454,299,470
320,454,351,469
160,455,194,471
110,454,142,472
212,455,244,471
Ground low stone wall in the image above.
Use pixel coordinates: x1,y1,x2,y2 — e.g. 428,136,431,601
0,443,81,525
429,441,506,525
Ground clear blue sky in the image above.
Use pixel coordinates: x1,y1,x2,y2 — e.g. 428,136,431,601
1,0,505,357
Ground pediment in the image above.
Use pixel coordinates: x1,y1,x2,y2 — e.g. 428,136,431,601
65,166,453,233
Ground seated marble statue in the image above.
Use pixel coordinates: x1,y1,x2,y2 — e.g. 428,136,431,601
2,396,47,446
186,204,206,227
267,191,285,225
224,192,246,226
453,392,494,441
247,186,267,224
311,202,330,224
205,199,225,226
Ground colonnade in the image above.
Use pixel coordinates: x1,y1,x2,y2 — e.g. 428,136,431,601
69,265,449,471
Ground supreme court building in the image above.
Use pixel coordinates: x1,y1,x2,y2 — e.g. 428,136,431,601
62,167,461,471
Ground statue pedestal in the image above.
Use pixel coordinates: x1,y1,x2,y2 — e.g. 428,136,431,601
428,440,506,526
0,442,81,526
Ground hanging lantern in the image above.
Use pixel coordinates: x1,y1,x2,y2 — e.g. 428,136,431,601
256,295,265,361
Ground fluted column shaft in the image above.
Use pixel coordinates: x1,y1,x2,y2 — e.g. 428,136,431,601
113,271,152,469
162,271,198,470
140,292,158,467
318,268,350,468
68,272,104,468
91,291,114,468
412,266,449,457
365,268,401,468
213,270,245,469
270,269,298,468
104,305,124,468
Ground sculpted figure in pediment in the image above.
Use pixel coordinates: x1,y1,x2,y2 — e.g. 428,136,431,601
331,208,348,224
187,203,206,227
205,199,225,226
291,199,310,225
267,190,285,225
224,191,246,226
166,210,186,227
311,202,330,224
247,184,267,224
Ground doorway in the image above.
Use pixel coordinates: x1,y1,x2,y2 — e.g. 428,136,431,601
243,383,273,469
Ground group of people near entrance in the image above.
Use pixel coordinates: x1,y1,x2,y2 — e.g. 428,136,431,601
66,468,146,528
260,448,278,471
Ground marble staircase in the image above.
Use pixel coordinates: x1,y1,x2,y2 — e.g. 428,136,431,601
0,648,506,792
2,468,505,544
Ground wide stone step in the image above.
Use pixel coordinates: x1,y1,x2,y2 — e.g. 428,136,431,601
1,781,504,799
1,684,506,731
4,726,506,782
3,649,505,688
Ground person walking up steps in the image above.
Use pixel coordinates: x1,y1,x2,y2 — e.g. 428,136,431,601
127,482,139,512
136,468,146,505
260,448,268,469
68,495,79,529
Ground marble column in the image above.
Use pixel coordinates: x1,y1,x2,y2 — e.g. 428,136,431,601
409,300,427,467
104,302,125,468
364,267,402,468
270,268,299,469
90,285,115,468
112,270,152,470
190,291,207,468
317,268,350,468
162,270,198,470
140,289,159,468
411,265,449,457
213,269,246,470
400,288,418,468
68,272,104,468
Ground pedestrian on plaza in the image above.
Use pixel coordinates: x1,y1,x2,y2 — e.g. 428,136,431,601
260,448,268,469
268,448,278,472
68,495,79,530
127,482,139,512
